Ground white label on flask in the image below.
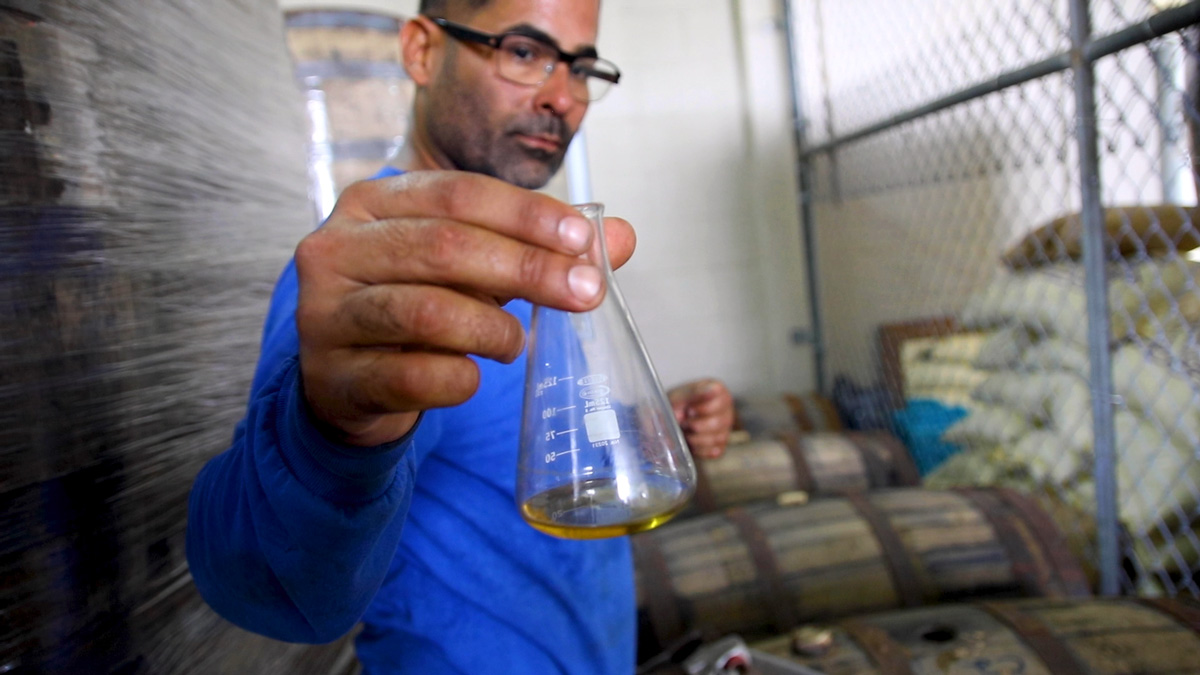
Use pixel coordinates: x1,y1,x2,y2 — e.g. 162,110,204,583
584,409,621,443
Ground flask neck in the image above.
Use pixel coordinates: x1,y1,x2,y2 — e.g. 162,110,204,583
573,202,612,274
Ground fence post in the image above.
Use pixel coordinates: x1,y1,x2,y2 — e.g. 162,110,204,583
1067,0,1122,597
781,0,827,394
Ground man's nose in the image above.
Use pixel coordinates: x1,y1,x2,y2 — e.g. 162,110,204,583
534,62,580,115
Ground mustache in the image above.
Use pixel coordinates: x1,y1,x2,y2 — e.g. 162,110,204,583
508,116,571,147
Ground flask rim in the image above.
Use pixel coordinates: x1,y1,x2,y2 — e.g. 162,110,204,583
572,202,610,273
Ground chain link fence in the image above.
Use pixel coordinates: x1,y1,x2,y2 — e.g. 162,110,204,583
788,0,1200,597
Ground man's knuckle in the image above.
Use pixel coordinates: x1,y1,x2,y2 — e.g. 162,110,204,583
426,173,478,215
348,289,394,337
403,292,448,337
395,355,478,403
422,223,470,272
483,313,525,362
517,246,549,287
517,196,552,236
338,179,372,205
444,359,482,397
294,231,332,276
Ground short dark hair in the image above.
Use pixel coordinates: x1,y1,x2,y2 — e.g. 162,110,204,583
418,0,492,18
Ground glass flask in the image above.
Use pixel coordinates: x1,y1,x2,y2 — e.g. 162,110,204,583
517,202,697,539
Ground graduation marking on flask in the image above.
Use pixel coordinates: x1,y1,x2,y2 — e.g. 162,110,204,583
538,371,618,455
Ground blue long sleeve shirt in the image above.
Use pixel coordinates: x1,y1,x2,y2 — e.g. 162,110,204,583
186,167,635,674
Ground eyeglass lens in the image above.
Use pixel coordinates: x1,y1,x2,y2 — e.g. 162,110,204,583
495,35,618,102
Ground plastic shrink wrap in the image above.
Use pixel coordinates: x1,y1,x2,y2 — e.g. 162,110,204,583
1,1,355,672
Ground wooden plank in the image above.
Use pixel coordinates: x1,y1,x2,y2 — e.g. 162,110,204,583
779,433,816,493
980,602,1089,675
959,489,1054,597
1138,597,1200,635
877,316,962,405
850,431,920,486
844,492,926,608
788,561,899,619
842,619,915,675
726,507,798,632
1068,631,1200,674
995,488,1092,596
631,534,684,652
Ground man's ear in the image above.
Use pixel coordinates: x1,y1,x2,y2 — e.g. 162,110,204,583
401,16,440,86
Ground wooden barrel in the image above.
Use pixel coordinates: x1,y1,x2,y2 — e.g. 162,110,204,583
734,392,843,438
633,488,1090,662
283,11,415,219
752,597,1200,675
689,432,919,514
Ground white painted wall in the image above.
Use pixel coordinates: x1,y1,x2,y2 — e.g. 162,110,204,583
275,0,816,396
585,0,813,394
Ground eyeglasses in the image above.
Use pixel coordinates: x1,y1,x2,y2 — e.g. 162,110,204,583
429,16,621,103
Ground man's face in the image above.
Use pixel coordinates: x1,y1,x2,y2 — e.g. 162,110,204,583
423,0,601,189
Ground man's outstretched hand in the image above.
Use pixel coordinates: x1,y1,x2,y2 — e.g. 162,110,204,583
295,171,636,447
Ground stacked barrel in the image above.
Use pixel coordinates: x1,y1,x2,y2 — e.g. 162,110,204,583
633,391,1119,670
753,597,1200,674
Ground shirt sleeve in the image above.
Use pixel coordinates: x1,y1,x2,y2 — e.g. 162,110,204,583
186,252,427,644
186,356,420,643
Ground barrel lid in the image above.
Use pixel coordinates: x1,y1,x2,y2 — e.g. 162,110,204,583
775,490,810,508
791,626,834,656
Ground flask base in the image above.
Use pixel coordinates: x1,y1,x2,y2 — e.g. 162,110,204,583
520,477,690,540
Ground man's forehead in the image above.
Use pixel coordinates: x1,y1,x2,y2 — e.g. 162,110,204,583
468,0,599,51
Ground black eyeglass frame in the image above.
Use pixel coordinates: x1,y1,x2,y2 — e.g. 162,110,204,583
428,16,621,88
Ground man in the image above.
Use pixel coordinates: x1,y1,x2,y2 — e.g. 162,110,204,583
186,0,734,672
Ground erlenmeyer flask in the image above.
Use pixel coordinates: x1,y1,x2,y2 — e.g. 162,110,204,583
518,203,696,539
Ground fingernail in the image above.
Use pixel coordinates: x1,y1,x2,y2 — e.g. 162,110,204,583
558,216,591,252
568,265,602,302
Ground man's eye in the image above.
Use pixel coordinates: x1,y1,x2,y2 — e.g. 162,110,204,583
505,40,542,63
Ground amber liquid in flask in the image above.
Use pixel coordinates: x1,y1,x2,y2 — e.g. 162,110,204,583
517,203,696,539
519,476,691,539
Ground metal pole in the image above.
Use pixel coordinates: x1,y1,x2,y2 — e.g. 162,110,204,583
1152,39,1188,203
1068,0,1121,597
812,0,842,203
781,0,827,394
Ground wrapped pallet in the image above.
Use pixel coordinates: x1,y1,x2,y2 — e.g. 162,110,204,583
0,2,355,672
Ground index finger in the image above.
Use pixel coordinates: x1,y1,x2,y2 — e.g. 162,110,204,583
335,171,594,256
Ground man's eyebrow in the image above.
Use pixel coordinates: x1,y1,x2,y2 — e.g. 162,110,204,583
501,23,600,59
